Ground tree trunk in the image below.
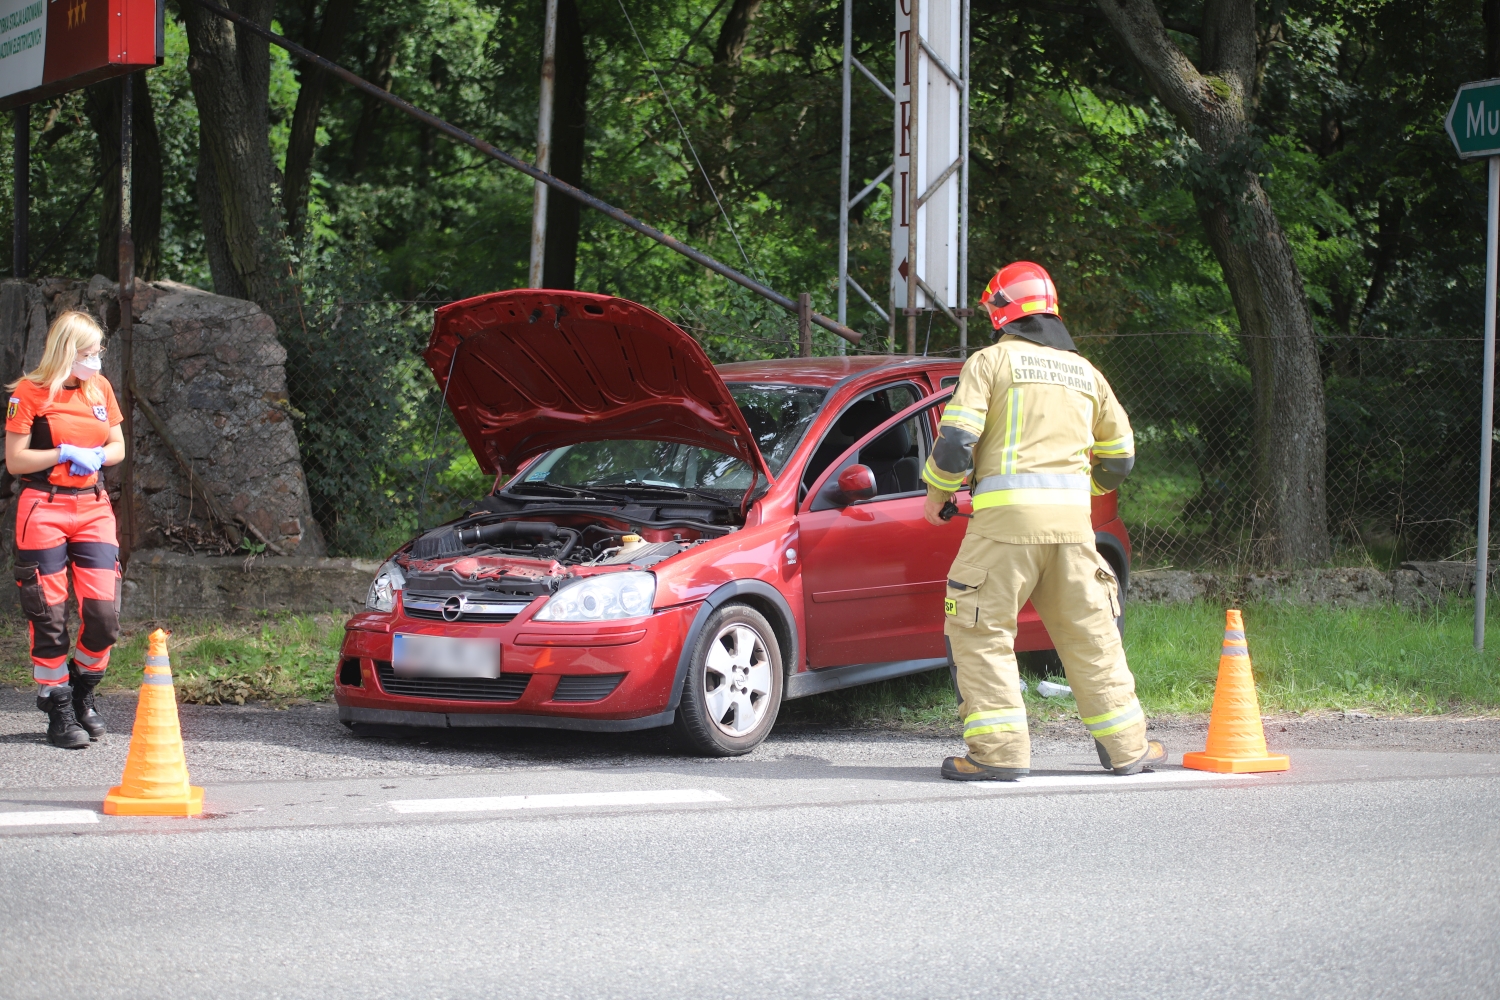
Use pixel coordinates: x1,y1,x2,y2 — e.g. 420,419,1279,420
1096,0,1330,565
181,0,288,317
349,34,398,178
84,71,162,280
713,0,762,66
282,0,356,239
542,0,587,290
1486,0,1500,77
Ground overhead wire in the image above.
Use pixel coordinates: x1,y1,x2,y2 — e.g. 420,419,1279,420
614,0,755,274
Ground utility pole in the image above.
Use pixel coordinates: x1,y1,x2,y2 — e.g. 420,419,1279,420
118,77,136,564
1480,153,1497,649
836,0,851,356
798,293,812,358
528,0,558,289
905,0,920,356
12,105,26,278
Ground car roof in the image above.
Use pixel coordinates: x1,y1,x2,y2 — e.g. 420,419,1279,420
715,355,958,388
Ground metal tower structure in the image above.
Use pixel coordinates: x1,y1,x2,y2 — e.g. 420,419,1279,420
837,0,969,356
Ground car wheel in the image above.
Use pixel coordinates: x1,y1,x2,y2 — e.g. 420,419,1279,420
672,603,783,757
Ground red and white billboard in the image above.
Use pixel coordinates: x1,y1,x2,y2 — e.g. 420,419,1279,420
0,0,162,111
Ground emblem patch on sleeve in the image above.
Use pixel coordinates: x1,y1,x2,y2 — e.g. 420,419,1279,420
93,404,108,421
944,598,957,616
6,397,17,420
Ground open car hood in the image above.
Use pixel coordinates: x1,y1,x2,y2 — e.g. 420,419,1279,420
426,290,768,478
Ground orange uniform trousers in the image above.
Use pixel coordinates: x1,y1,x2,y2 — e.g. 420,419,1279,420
13,486,121,687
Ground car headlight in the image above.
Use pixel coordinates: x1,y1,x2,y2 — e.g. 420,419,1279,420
534,571,655,622
366,558,406,612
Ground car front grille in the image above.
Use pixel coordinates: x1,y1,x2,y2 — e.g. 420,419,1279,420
401,593,531,624
374,661,531,702
552,673,626,702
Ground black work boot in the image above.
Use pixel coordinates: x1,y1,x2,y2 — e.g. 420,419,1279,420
1096,738,1167,775
68,661,106,740
36,686,90,749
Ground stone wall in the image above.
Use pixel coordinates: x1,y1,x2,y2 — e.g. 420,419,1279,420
121,549,377,619
0,276,324,567
1130,562,1492,610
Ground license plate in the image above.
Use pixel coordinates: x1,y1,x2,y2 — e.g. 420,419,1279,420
391,633,501,678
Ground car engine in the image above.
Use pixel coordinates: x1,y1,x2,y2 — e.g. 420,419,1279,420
393,510,729,610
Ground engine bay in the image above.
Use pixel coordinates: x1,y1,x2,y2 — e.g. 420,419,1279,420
394,501,736,600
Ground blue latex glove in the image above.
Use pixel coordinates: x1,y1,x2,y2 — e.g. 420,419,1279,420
57,444,104,476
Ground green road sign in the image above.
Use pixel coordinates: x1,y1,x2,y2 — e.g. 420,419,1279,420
1448,79,1500,158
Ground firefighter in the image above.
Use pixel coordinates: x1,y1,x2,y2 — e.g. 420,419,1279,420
4,311,125,749
922,262,1165,780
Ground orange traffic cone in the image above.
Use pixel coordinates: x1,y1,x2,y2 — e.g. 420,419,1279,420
1182,609,1290,773
103,629,203,816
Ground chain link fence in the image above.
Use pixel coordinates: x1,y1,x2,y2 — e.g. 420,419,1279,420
276,303,1488,570
1080,332,1486,571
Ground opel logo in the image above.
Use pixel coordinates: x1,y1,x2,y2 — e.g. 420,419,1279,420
441,596,463,622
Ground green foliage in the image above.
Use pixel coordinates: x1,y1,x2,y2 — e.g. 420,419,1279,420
281,238,478,555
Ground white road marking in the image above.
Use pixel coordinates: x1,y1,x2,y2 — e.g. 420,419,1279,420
387,788,731,814
981,769,1257,791
0,809,100,827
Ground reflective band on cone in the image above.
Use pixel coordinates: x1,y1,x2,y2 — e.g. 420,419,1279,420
102,629,204,816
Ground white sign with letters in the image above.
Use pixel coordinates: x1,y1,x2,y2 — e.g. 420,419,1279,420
892,0,961,312
0,0,45,102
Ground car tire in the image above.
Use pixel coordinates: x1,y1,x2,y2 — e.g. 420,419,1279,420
672,602,783,757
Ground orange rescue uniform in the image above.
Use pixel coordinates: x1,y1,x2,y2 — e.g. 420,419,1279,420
6,378,123,686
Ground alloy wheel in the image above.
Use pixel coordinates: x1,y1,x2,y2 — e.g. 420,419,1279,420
702,622,773,738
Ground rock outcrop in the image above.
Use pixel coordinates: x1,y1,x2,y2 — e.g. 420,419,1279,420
0,276,324,564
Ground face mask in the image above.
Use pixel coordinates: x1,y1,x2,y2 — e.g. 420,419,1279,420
71,354,102,382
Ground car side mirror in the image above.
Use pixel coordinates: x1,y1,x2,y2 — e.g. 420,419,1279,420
835,464,877,504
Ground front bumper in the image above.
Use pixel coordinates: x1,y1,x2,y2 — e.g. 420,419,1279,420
335,600,698,729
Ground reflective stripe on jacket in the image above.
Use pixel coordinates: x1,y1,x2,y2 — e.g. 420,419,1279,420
922,335,1134,542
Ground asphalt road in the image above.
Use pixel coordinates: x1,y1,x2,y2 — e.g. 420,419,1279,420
1,690,1498,999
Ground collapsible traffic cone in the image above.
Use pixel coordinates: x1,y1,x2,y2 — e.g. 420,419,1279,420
103,630,203,816
1182,609,1290,773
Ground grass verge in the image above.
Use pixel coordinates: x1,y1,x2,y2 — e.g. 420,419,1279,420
0,614,346,706
782,597,1500,730
3,599,1497,726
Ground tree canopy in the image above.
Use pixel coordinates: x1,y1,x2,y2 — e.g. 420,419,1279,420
6,0,1495,560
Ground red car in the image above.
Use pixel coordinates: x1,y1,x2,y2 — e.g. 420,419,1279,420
335,290,1131,755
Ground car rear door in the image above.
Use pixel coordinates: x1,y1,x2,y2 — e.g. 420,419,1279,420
795,390,968,668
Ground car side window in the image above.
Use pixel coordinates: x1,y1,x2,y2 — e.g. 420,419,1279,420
847,410,929,500
940,376,959,389
800,382,922,495
807,393,945,512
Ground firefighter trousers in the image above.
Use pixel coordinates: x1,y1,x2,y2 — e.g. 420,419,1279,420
13,487,121,688
944,534,1146,769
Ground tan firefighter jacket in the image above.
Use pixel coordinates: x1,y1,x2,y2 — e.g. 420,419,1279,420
922,334,1135,544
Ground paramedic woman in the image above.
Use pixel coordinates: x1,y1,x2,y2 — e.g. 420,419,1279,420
4,311,126,748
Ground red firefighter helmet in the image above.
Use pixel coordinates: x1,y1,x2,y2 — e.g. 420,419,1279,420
981,261,1060,331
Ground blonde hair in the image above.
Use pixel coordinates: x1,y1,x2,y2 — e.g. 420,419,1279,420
7,311,106,404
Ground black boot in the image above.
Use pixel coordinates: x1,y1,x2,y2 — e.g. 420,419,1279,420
68,661,106,740
36,686,90,749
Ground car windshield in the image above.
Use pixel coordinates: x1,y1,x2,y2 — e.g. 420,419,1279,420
726,383,827,476
512,383,827,494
